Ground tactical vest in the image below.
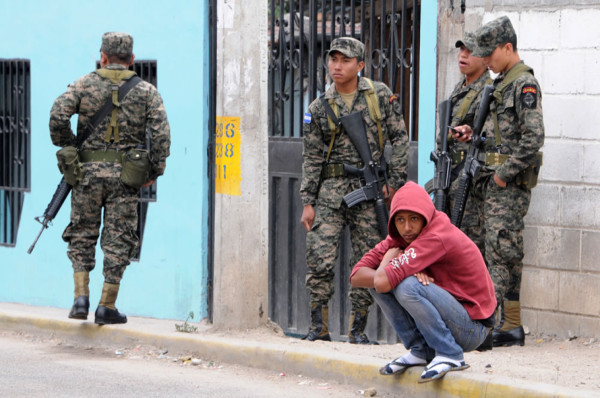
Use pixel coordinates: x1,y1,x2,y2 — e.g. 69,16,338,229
323,77,384,162
94,68,138,144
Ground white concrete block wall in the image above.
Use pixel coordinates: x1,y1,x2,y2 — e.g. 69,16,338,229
463,1,600,338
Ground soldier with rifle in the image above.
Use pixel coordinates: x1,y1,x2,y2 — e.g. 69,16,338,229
46,32,170,325
452,17,544,348
300,37,408,343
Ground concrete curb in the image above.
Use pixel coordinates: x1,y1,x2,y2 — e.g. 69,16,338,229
0,305,596,398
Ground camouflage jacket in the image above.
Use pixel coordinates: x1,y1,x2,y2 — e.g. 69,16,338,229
438,70,492,157
480,61,544,183
300,77,408,208
49,64,170,179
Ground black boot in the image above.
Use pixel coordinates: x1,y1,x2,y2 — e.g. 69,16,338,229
492,300,525,347
94,282,127,325
493,325,525,347
476,329,493,352
348,309,378,345
95,306,128,325
302,304,331,341
68,296,89,320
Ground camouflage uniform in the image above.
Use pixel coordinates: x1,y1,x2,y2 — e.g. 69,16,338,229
471,18,544,304
444,33,492,255
301,42,409,318
50,33,170,285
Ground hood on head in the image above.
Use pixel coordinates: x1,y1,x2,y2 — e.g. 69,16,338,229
388,181,435,241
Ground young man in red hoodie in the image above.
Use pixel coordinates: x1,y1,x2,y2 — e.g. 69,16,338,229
350,181,496,382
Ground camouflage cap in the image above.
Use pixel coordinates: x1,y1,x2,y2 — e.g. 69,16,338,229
471,16,516,57
455,31,477,52
328,37,364,59
100,32,134,58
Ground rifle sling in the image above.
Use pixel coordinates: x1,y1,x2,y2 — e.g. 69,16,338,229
320,97,341,162
75,75,142,148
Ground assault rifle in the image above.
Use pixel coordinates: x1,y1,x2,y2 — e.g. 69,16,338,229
340,112,390,238
429,99,452,212
27,178,71,254
451,84,494,227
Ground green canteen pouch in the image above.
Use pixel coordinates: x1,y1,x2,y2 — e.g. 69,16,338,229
515,152,543,189
56,146,83,186
121,148,151,189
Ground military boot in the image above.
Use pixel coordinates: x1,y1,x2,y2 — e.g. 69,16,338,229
348,309,378,345
493,300,525,347
94,282,127,325
68,271,90,320
302,304,331,341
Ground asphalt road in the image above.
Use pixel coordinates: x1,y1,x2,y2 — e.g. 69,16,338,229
0,330,398,398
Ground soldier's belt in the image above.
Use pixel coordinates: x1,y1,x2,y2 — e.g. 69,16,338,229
80,150,123,163
321,162,364,179
479,151,543,189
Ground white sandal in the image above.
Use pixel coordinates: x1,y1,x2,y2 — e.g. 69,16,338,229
418,360,469,383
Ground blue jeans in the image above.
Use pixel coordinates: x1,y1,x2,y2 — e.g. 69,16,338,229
371,276,488,361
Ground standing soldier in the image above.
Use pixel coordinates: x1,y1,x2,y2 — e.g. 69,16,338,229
453,16,544,347
300,37,408,343
50,32,171,325
445,31,491,255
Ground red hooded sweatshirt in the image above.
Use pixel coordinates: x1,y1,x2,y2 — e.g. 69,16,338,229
350,181,496,320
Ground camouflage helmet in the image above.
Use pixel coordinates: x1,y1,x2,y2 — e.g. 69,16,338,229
455,31,477,52
328,37,364,59
100,32,134,58
472,16,517,58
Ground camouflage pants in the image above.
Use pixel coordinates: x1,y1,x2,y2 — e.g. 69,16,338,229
446,164,486,255
477,175,531,303
62,174,139,284
305,201,381,311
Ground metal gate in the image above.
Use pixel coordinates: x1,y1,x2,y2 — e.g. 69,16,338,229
268,0,420,342
0,59,31,247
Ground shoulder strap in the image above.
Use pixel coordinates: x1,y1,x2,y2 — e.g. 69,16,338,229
491,63,533,147
320,96,341,162
363,78,384,152
76,74,142,148
453,77,493,124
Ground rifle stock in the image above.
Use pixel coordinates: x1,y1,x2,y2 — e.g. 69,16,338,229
450,84,495,227
339,112,389,238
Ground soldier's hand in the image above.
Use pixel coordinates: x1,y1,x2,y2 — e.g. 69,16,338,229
452,125,473,142
383,185,396,208
300,204,315,232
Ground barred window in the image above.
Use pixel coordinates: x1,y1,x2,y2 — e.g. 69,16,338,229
96,60,159,260
0,59,31,247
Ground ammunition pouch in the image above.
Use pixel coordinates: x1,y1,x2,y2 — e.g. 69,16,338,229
321,162,364,179
56,146,83,186
451,150,467,165
483,151,543,189
121,148,152,189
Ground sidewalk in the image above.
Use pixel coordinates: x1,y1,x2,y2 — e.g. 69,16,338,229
1,302,598,398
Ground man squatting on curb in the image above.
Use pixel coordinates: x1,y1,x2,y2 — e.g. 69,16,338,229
49,32,170,325
350,181,497,382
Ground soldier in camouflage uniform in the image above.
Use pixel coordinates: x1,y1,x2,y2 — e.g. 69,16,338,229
49,32,170,325
453,17,544,347
300,37,408,343
444,32,491,255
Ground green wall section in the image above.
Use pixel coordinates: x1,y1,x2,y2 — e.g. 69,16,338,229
0,0,210,321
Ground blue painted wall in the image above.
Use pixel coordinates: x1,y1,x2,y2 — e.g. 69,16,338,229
0,0,210,321
417,1,438,186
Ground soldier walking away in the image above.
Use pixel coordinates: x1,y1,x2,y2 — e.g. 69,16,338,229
452,17,544,347
49,32,171,325
300,37,408,343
